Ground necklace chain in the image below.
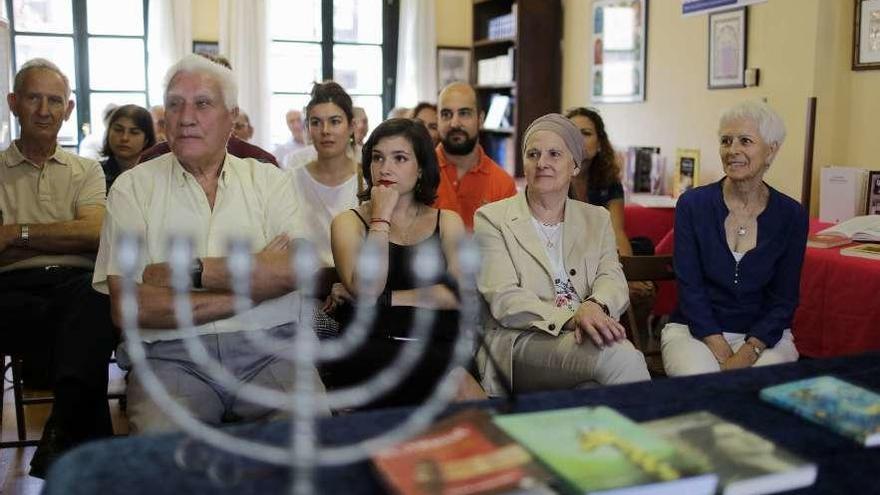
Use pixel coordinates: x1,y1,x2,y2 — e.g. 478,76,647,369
535,221,562,249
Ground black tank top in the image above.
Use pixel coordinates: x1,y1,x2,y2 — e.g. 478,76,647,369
351,208,446,290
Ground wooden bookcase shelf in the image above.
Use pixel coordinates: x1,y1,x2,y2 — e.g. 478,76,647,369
471,0,561,177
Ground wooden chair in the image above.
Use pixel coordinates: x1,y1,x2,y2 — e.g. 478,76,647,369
1,353,127,449
619,255,675,373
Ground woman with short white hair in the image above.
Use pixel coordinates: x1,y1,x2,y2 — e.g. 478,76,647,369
661,100,808,376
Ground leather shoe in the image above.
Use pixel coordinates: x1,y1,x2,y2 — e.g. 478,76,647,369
29,415,73,479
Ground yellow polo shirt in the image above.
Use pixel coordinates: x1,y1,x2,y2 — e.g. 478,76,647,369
93,153,304,342
0,142,106,273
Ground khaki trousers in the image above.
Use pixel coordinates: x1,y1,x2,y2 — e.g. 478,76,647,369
660,323,799,377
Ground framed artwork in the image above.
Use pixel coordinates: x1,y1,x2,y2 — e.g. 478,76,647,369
708,8,747,89
674,149,700,197
437,47,472,88
192,40,219,57
853,0,880,70
591,0,647,103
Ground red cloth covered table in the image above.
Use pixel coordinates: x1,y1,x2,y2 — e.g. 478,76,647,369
623,203,675,247
624,204,677,314
792,219,880,357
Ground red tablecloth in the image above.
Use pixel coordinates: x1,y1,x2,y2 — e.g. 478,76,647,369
624,204,677,314
623,204,675,247
792,219,880,357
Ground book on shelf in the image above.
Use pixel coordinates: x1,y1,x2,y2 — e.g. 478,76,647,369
840,243,880,260
865,170,880,215
806,233,851,249
493,406,718,495
674,149,700,197
371,409,555,495
484,94,512,130
644,411,817,495
624,147,666,196
760,376,880,447
819,166,868,223
816,214,880,242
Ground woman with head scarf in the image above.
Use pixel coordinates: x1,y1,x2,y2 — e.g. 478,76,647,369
473,113,650,396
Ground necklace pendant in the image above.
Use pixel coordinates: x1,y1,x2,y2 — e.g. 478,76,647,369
737,226,747,236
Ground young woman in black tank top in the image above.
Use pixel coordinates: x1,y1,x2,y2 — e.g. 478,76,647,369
327,118,485,408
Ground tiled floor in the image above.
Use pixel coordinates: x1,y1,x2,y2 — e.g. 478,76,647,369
0,361,128,495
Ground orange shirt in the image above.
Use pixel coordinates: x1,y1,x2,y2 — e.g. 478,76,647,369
433,145,517,230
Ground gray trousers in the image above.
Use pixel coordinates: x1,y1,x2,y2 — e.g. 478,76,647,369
117,324,326,435
511,330,650,393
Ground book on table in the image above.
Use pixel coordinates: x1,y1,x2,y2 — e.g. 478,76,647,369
760,376,880,447
817,214,880,242
840,243,880,260
493,406,718,495
643,411,817,495
371,409,556,495
806,233,851,249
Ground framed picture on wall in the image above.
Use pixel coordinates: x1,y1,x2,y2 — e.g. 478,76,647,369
591,0,648,103
708,8,747,89
437,47,472,89
192,41,219,57
853,0,880,70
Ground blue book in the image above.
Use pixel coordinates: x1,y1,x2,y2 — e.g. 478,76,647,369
760,376,880,447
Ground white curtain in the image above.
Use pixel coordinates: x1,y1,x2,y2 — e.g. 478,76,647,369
219,0,272,150
395,0,437,108
147,0,192,106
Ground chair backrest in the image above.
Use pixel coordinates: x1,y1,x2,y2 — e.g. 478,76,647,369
619,255,675,360
619,255,675,283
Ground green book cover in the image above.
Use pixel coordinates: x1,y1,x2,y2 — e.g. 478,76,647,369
493,406,717,495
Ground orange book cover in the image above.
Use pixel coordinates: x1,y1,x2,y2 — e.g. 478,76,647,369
372,409,552,495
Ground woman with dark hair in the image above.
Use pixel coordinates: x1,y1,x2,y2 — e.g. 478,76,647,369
328,118,483,407
100,104,157,189
288,81,362,268
566,107,655,329
564,107,630,255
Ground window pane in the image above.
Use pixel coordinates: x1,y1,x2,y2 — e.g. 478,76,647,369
334,0,381,44
14,35,76,89
86,0,143,35
333,44,382,95
351,95,381,140
88,38,145,90
12,0,73,34
270,94,311,147
270,42,322,93
57,91,77,145
270,0,321,42
88,92,146,140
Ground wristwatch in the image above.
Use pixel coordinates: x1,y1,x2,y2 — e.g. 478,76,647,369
586,297,610,316
19,224,29,247
746,340,763,358
190,258,204,289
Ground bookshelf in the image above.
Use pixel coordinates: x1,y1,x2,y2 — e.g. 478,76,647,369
472,0,561,177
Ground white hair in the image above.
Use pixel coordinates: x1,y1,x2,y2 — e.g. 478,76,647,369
719,100,786,147
163,54,238,110
14,58,71,98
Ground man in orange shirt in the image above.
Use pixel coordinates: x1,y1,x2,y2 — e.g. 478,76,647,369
433,82,516,229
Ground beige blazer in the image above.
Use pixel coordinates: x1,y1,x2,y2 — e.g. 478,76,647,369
473,192,629,396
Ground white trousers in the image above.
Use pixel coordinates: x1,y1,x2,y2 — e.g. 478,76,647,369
660,323,799,377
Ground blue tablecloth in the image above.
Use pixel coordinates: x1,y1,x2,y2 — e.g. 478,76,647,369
43,352,880,494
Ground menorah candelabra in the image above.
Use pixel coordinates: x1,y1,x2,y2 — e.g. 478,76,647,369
113,232,483,494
